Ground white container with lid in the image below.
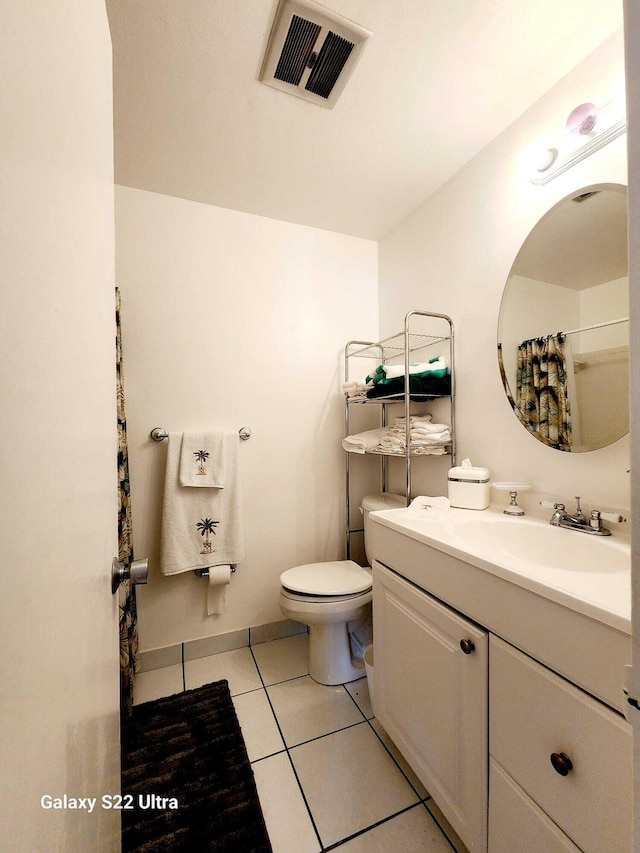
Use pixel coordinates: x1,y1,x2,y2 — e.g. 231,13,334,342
448,461,490,510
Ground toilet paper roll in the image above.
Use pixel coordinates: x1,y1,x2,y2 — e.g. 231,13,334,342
207,565,231,616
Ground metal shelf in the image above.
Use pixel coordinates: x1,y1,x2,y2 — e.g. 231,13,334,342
347,392,452,404
366,446,452,457
347,332,450,361
344,310,456,560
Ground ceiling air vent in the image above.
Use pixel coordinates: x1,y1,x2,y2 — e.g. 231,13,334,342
260,0,371,108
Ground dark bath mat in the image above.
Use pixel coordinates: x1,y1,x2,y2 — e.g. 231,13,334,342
121,679,272,852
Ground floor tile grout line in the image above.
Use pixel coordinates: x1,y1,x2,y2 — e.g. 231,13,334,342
341,682,371,722
257,670,314,690
423,800,466,853
248,643,325,852
363,716,430,804
322,801,432,851
249,746,288,765
278,717,373,752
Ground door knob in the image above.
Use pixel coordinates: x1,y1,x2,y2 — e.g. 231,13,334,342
112,557,149,594
460,639,476,655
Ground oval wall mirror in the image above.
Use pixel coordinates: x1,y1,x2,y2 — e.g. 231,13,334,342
497,184,628,452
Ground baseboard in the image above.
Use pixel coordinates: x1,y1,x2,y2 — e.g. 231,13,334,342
139,619,307,672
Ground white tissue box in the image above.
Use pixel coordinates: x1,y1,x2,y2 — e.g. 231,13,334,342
448,465,490,510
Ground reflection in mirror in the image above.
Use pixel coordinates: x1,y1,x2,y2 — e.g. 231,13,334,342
497,184,628,452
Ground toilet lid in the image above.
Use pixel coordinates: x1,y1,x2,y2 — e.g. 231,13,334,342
280,561,372,596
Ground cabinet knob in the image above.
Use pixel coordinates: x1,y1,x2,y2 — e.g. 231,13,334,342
550,752,573,776
460,639,475,655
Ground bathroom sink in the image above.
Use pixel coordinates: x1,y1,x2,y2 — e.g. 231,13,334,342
450,517,629,575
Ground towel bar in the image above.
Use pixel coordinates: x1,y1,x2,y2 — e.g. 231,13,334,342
195,566,236,578
151,427,251,442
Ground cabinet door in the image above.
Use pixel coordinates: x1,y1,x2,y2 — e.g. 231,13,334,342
373,561,488,853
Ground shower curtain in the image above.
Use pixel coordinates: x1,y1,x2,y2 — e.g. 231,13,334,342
116,288,139,715
515,333,572,450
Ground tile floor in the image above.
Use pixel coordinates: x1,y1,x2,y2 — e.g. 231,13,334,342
133,633,469,853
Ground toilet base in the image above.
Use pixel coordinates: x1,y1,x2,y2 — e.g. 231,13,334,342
308,621,365,685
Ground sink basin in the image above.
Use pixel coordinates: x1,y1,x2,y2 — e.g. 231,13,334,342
370,505,631,631
451,517,629,575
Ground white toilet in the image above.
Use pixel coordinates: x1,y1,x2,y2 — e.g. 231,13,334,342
279,493,405,685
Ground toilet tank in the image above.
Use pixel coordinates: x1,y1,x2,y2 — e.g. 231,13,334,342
361,493,406,565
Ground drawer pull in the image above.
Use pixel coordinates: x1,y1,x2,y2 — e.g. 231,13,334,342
460,639,476,655
550,752,573,776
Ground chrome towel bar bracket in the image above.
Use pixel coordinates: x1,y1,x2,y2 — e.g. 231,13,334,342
150,427,251,442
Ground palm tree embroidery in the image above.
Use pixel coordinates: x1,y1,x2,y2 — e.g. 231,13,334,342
196,517,219,554
194,449,210,476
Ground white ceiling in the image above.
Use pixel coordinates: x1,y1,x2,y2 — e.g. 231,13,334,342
106,0,622,240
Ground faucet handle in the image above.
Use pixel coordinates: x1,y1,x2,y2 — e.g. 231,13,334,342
540,500,565,510
599,511,627,524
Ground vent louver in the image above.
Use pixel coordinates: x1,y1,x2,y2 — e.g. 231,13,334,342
260,0,371,109
305,31,354,99
274,15,321,86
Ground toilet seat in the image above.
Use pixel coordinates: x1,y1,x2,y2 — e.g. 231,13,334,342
280,560,372,597
280,587,372,605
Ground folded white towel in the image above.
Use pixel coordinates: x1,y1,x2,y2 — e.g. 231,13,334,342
378,438,406,452
342,428,388,454
342,380,371,398
179,431,231,487
410,423,450,435
161,432,244,576
411,431,450,444
393,414,433,428
377,442,447,456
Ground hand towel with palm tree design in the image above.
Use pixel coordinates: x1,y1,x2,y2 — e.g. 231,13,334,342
179,432,230,487
160,432,244,576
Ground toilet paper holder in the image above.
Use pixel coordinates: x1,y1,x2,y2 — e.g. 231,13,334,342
112,557,149,594
195,565,237,578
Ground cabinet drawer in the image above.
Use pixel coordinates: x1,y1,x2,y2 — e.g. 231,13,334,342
489,758,580,853
490,635,632,853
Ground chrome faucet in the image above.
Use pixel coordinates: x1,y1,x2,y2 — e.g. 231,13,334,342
543,496,626,537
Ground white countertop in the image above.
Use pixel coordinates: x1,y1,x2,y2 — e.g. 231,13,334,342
371,504,631,634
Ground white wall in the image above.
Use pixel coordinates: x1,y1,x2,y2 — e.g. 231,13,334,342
116,187,378,650
379,29,630,513
578,275,629,351
0,3,120,851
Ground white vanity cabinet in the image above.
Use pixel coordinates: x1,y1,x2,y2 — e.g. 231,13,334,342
371,550,632,853
373,562,488,853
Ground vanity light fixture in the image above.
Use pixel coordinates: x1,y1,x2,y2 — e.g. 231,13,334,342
530,90,626,185
566,102,598,135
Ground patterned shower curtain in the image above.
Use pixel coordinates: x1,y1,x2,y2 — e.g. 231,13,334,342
515,333,572,450
116,288,139,715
